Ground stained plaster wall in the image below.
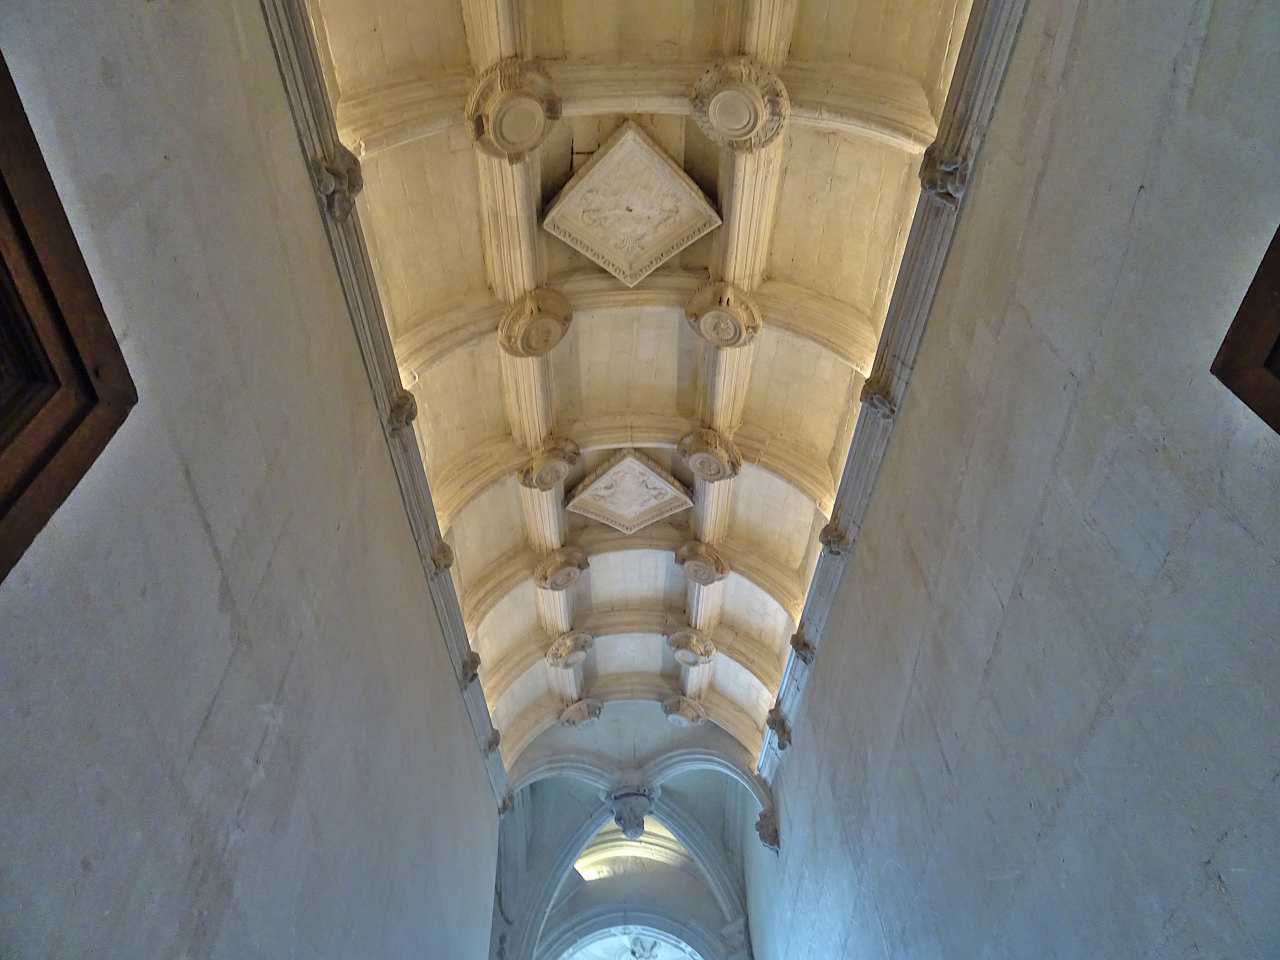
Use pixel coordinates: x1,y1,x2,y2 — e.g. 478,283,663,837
746,0,1280,957
0,2,496,957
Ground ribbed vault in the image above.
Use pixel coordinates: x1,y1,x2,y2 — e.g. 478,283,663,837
299,0,974,956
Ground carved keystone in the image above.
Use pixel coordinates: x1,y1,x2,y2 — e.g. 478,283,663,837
466,59,561,164
558,697,603,728
692,56,790,152
675,540,730,586
388,387,417,432
678,428,742,483
313,143,363,222
517,435,581,490
609,786,655,839
498,288,573,358
667,626,717,667
755,807,781,851
545,630,594,669
766,703,792,750
790,630,816,666
685,282,762,349
919,142,970,204
662,695,709,728
534,546,589,591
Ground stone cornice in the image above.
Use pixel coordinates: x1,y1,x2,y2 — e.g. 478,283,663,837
256,0,508,805
336,60,936,159
758,0,1032,779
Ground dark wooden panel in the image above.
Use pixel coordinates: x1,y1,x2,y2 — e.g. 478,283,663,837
1212,224,1280,435
0,52,137,581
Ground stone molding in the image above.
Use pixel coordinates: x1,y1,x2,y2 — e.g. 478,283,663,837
662,695,710,728
545,630,594,669
533,546,589,591
675,540,731,586
497,288,573,358
691,56,790,152
516,434,580,490
666,626,717,666
558,697,603,728
678,428,743,483
465,58,561,164
685,282,762,348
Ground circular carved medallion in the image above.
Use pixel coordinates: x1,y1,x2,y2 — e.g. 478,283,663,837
685,282,761,349
692,57,789,152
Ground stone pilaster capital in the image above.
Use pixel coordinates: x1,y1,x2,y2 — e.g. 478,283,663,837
692,56,789,152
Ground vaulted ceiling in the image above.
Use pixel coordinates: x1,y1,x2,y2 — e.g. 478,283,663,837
300,1,972,956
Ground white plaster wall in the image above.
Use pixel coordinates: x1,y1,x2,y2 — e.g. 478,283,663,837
746,0,1280,957
0,3,496,958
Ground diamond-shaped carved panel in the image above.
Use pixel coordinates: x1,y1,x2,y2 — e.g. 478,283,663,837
542,121,721,287
566,449,692,534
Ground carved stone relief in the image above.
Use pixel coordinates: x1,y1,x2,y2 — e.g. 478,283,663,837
789,629,816,666
662,695,709,728
675,540,730,585
755,807,780,851
765,703,792,750
858,375,897,420
543,121,721,287
559,697,603,728
460,650,482,685
818,519,853,557
691,56,789,152
517,434,581,490
534,546,589,591
498,288,573,358
919,142,971,203
387,387,417,432
610,786,655,839
545,630,594,669
312,143,362,222
566,448,692,534
465,59,561,164
684,281,762,349
666,627,717,666
677,428,743,482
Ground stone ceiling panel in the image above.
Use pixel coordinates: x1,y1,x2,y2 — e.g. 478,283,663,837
574,550,688,614
567,449,693,534
727,467,824,572
524,0,737,64
409,339,507,475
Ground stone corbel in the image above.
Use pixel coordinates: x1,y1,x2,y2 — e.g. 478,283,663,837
859,375,897,420
678,428,743,482
498,791,515,816
818,519,853,557
517,435,581,490
789,629,816,666
387,387,417,433
766,703,792,750
609,786,655,839
685,282,762,348
755,806,780,851
919,142,971,204
675,540,731,585
666,626,717,666
534,546,589,591
466,59,562,164
662,695,709,728
558,697,603,728
459,650,482,686
545,630,594,668
498,288,574,358
429,540,455,576
312,143,363,222
483,727,502,755
691,56,790,152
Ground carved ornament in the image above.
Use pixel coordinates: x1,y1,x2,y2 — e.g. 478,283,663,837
465,59,561,164
566,448,692,534
691,56,790,152
312,143,363,222
558,697,603,728
387,387,418,432
534,546,589,591
859,375,896,420
484,727,502,755
430,540,455,574
542,121,721,287
919,142,971,203
498,791,515,816
818,519,852,557
677,427,743,482
675,540,730,586
545,630,594,669
498,288,573,358
460,650,482,686
662,695,709,728
755,807,780,851
685,282,762,348
666,627,717,667
609,786,655,839
789,630,816,666
766,703,792,750
517,435,581,491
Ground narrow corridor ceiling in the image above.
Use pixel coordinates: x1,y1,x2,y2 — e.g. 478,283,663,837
300,0,972,956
